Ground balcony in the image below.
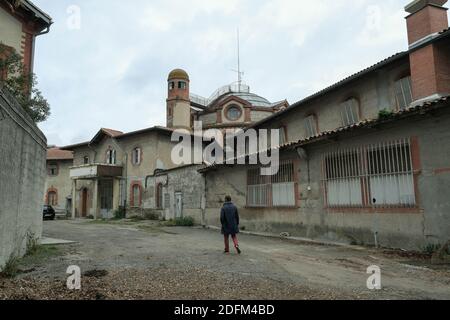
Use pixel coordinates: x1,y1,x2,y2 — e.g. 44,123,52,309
70,164,123,180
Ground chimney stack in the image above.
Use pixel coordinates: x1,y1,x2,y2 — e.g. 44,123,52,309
405,0,450,103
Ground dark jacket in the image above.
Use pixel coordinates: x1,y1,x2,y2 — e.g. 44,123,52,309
220,202,240,236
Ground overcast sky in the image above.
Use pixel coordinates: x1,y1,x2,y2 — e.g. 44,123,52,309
32,0,420,146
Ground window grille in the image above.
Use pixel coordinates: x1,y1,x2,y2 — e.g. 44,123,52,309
322,138,416,209
395,76,413,110
247,160,296,207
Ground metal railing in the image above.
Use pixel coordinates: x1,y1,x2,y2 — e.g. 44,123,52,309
190,82,250,107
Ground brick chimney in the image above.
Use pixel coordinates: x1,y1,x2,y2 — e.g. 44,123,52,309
405,0,450,103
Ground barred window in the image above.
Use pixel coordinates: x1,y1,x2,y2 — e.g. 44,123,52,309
322,138,416,208
305,115,318,138
340,98,359,126
395,76,413,110
247,161,296,207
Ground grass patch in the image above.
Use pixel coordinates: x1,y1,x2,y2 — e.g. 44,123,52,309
20,245,60,266
0,245,60,279
163,217,195,227
0,255,20,278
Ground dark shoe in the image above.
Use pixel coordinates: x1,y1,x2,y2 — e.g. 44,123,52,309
235,246,241,255
224,250,230,254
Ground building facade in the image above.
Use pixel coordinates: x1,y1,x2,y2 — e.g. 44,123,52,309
44,148,74,215
60,68,284,220
53,0,450,251
200,0,450,250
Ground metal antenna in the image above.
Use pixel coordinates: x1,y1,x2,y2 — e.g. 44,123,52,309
231,28,244,92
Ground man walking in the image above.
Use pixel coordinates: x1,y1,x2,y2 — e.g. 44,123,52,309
221,196,241,254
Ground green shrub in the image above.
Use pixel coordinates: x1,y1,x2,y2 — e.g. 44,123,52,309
423,243,441,255
174,217,195,227
378,109,394,120
86,215,95,220
26,232,39,256
0,255,19,278
113,208,126,220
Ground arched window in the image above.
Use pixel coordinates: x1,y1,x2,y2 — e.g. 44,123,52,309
340,98,360,126
83,156,89,164
106,149,116,165
47,190,57,206
156,183,163,209
131,183,142,208
132,147,141,165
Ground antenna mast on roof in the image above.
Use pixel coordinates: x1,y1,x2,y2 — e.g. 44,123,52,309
231,28,244,92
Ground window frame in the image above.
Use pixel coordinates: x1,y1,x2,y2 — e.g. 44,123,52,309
394,76,413,110
131,147,142,166
130,182,142,208
340,98,360,127
304,114,318,138
224,104,243,121
322,138,418,210
178,81,187,90
106,149,117,165
246,160,298,208
47,162,58,176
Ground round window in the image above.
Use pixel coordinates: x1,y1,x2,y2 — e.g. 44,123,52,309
226,105,242,121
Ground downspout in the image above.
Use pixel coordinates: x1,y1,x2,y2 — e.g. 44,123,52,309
111,138,128,217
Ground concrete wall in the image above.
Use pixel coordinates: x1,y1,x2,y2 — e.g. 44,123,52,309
0,87,47,270
204,108,450,250
44,159,73,213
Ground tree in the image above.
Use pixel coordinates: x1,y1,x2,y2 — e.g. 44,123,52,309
0,43,50,123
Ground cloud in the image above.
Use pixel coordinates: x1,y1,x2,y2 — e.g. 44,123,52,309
31,0,411,146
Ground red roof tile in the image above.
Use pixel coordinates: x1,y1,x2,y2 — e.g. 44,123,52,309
47,148,73,160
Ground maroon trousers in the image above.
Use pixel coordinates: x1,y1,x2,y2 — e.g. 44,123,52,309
224,234,239,252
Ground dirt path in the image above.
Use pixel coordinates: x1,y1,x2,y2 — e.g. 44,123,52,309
1,219,449,300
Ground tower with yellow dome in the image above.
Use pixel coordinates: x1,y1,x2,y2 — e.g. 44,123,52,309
166,69,191,129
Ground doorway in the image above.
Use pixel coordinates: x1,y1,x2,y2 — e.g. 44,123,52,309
175,192,183,218
81,188,88,217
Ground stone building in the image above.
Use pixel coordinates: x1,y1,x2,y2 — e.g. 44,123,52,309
60,69,285,220
0,0,51,270
200,0,450,250
55,0,450,250
44,148,74,215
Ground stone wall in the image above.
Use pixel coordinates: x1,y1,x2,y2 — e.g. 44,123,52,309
0,87,47,270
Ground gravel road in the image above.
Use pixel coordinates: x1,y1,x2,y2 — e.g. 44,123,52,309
1,219,449,300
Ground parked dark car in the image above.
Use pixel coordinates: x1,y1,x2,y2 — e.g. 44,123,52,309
43,205,56,220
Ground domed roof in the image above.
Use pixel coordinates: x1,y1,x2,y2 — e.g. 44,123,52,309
216,91,272,108
168,69,189,81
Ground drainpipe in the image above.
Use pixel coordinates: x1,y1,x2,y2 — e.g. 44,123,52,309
110,138,128,216
372,198,379,248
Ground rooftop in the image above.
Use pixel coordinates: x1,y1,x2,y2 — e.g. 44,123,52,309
190,82,278,109
47,148,73,161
